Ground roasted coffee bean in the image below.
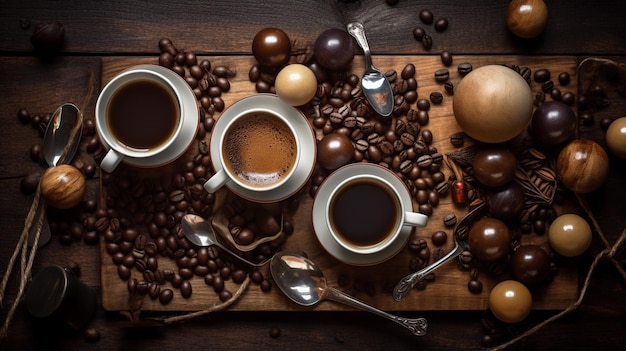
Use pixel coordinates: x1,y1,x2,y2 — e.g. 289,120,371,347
558,72,570,86
384,69,398,83
429,91,443,104
180,280,192,298
421,34,433,50
431,230,448,246
149,282,160,299
519,66,532,83
457,62,473,76
444,81,454,95
435,181,450,195
83,327,100,343
440,51,453,66
450,132,464,147
443,213,457,227
434,69,449,82
420,129,433,144
533,69,551,83
541,80,555,93
219,290,234,302
468,279,483,294
561,91,575,106
434,18,449,32
412,26,426,41
416,98,430,111
419,9,434,24
550,88,562,101
117,265,131,280
159,288,174,304
401,63,416,80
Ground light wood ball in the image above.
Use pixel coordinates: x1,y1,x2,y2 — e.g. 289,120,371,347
40,164,85,209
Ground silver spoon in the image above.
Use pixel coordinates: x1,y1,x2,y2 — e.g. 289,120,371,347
347,22,394,117
270,251,428,336
393,203,487,301
181,214,267,267
28,103,83,247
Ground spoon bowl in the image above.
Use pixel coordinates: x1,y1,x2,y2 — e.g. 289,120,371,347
181,214,267,267
347,22,394,117
270,251,427,336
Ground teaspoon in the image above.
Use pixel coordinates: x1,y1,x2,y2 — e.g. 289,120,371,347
28,103,83,247
393,203,487,301
270,251,428,336
347,22,394,117
181,214,267,267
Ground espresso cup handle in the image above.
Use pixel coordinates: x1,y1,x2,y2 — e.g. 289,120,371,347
403,211,428,227
100,149,123,173
203,169,229,193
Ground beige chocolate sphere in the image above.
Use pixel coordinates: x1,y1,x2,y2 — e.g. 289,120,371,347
453,65,533,143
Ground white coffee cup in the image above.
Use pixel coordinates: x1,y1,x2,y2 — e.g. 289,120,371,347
96,64,198,172
204,94,316,203
313,163,428,260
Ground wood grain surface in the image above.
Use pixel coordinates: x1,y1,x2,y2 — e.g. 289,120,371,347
100,55,579,312
1,1,625,350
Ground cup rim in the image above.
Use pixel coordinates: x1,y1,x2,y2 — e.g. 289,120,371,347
326,174,405,255
214,107,302,192
96,66,184,159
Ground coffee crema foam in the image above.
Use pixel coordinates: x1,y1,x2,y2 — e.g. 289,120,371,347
223,112,297,188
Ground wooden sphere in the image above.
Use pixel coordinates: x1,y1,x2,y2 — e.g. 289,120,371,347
548,213,592,257
556,139,609,193
506,0,549,39
40,164,85,209
606,117,626,159
489,280,533,323
275,64,318,106
453,65,533,143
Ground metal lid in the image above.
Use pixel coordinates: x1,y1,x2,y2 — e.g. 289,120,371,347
25,265,68,318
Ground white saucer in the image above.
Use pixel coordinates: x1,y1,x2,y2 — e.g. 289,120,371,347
210,94,317,203
109,65,199,168
312,163,415,266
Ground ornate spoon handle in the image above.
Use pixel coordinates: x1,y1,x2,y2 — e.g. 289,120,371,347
326,287,427,336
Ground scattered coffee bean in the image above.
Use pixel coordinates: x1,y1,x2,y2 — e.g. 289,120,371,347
533,68,551,83
412,26,426,41
450,132,464,147
429,91,443,104
434,18,449,32
440,51,453,66
468,279,483,294
159,288,174,304
83,327,100,342
419,9,434,24
558,72,571,86
434,68,450,82
270,327,281,338
421,34,433,50
457,62,473,76
431,231,448,246
443,213,457,227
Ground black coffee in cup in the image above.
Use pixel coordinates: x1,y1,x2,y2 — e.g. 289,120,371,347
223,112,297,188
330,179,399,247
107,79,179,150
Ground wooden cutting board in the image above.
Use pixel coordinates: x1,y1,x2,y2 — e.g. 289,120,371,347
100,55,579,312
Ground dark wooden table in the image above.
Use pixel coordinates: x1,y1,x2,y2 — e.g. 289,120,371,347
1,1,625,350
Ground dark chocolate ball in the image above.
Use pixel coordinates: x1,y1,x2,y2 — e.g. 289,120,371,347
485,182,525,221
30,22,65,53
313,28,355,71
510,244,550,285
252,28,291,68
472,145,517,187
530,101,576,145
469,217,511,262
317,133,354,171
